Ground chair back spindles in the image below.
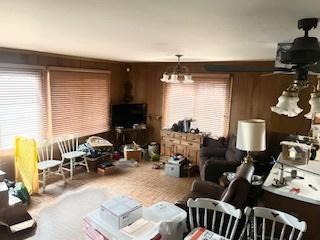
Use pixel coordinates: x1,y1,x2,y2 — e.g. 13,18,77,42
244,207,307,240
219,212,225,235
212,209,216,232
187,198,241,240
38,140,55,162
57,134,80,155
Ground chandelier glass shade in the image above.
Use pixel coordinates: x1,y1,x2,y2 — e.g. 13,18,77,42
271,90,303,117
305,91,320,119
160,55,193,84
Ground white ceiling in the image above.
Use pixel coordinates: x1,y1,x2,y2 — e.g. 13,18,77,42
0,0,320,62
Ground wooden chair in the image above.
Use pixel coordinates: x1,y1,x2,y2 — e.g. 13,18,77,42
37,139,66,192
56,134,89,180
244,207,307,240
186,198,242,240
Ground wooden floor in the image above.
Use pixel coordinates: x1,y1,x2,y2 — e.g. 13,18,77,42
29,160,198,218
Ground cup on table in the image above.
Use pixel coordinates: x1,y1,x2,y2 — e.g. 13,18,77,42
291,169,297,178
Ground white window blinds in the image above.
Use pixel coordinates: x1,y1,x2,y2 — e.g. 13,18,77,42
49,70,110,137
0,68,45,150
162,74,232,137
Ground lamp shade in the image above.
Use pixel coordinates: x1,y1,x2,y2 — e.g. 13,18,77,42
160,73,169,83
168,74,179,83
236,119,266,151
270,91,302,117
182,75,194,84
305,92,320,119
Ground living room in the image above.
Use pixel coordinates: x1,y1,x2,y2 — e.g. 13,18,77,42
0,1,320,240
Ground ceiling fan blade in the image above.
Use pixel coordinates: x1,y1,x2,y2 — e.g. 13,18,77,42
305,62,320,73
205,64,276,73
261,72,283,77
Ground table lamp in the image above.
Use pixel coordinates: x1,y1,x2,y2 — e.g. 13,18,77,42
236,119,266,163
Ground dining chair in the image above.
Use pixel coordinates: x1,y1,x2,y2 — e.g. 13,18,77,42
37,139,66,192
186,198,242,240
56,134,89,180
244,207,307,240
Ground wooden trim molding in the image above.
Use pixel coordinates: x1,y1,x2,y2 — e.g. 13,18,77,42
47,66,111,74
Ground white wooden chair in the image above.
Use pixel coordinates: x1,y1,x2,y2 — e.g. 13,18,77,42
244,207,307,240
56,134,89,180
186,198,242,240
37,139,66,192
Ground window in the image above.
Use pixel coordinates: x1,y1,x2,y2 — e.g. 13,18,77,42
48,69,111,137
162,74,232,137
0,68,45,150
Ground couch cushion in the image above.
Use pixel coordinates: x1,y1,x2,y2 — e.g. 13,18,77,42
201,137,226,158
203,136,225,147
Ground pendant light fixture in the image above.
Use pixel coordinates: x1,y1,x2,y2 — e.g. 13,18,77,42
271,73,320,119
160,54,193,84
271,89,303,117
305,77,320,119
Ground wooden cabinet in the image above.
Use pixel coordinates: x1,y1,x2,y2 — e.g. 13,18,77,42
174,144,187,156
186,148,199,164
160,130,203,165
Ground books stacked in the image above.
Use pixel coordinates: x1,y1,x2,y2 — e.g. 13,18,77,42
97,161,115,176
184,227,226,240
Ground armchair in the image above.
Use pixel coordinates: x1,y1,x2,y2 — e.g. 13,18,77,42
199,135,244,183
176,163,254,235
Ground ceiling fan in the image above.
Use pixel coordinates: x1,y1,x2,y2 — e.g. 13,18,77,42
205,18,320,86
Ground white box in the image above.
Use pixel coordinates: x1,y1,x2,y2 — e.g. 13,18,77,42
100,196,142,229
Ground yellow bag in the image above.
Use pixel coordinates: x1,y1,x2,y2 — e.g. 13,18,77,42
14,136,39,194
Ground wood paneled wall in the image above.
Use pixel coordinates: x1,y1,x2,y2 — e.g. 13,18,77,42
128,61,315,156
0,48,128,179
0,48,128,104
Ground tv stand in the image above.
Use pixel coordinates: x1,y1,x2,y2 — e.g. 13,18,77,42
115,128,148,148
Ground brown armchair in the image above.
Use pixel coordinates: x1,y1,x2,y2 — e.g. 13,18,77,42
176,163,254,237
199,135,244,183
176,162,254,210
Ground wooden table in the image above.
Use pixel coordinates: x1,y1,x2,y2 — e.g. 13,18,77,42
115,128,148,147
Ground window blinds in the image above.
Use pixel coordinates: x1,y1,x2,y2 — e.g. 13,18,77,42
49,70,110,137
162,74,231,137
0,69,45,150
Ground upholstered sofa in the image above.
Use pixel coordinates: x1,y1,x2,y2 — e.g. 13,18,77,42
199,135,244,183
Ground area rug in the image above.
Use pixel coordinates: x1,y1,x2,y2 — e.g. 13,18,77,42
33,186,109,240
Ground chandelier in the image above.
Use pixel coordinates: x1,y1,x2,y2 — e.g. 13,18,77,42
160,54,193,84
271,74,320,119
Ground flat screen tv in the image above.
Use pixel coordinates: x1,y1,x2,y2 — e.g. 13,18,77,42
111,103,147,128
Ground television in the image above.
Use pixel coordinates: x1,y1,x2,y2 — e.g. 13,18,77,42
111,103,147,128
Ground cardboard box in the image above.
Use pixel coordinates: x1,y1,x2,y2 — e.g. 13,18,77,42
100,196,142,229
124,149,142,161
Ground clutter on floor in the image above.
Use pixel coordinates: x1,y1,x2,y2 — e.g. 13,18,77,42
0,170,35,237
124,141,143,161
165,154,196,178
84,195,187,240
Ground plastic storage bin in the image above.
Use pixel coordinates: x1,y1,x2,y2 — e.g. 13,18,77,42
144,201,187,240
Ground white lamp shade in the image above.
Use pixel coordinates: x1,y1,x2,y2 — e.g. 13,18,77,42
236,119,266,151
305,92,320,119
182,75,194,84
160,73,169,82
271,92,302,117
168,74,179,83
